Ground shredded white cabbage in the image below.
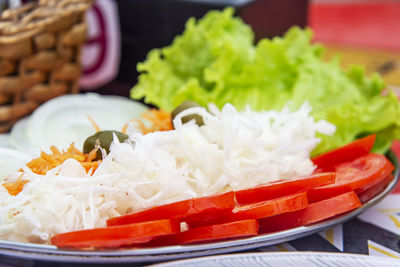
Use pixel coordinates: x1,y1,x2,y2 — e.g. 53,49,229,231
0,103,335,244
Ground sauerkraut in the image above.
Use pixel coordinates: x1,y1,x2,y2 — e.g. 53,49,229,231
0,103,335,243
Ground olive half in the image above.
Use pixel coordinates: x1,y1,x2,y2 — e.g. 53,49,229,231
83,130,129,160
171,101,204,126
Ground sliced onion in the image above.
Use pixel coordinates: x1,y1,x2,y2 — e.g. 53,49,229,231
0,134,14,149
10,117,41,157
26,93,148,152
0,148,31,178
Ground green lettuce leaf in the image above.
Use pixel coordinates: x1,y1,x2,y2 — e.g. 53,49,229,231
130,8,400,155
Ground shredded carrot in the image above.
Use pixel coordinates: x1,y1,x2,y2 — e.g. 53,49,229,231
2,144,100,196
2,110,172,196
122,109,173,134
86,147,99,162
26,143,100,176
87,116,101,132
3,174,28,196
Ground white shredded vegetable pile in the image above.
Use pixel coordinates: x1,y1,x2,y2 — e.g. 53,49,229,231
0,103,335,244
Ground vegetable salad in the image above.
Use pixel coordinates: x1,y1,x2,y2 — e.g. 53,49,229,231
0,103,333,243
131,8,400,156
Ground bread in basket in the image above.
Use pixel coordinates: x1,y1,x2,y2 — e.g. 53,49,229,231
0,0,93,132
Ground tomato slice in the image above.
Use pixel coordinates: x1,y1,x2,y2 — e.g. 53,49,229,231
235,172,335,205
259,191,362,234
179,220,259,244
107,191,235,226
308,153,391,203
358,174,394,203
355,159,394,194
187,191,308,228
51,219,180,248
312,134,376,170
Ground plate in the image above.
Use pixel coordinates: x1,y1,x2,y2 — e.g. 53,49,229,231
0,151,398,264
149,251,400,267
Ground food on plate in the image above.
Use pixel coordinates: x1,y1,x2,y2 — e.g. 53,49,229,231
130,8,400,156
311,134,376,169
49,130,393,249
83,130,129,160
0,103,335,244
26,144,100,176
106,191,235,226
185,191,308,228
9,94,149,157
309,153,394,202
0,148,31,178
0,101,395,249
171,101,205,126
128,108,173,134
258,191,362,233
234,172,336,204
51,219,180,248
2,7,399,249
166,219,259,245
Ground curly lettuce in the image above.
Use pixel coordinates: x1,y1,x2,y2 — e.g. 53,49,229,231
131,8,400,155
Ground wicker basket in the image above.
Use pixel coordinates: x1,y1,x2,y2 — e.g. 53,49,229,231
0,0,93,132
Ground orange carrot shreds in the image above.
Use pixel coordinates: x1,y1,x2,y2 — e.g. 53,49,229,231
3,174,28,196
80,161,100,173
87,116,101,132
26,143,101,175
50,146,61,156
87,147,99,162
123,109,173,134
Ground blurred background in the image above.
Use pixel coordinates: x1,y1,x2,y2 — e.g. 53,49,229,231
1,0,399,98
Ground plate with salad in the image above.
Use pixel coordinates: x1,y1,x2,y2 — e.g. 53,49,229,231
0,8,400,264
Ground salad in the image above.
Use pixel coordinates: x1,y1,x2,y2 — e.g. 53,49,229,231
0,103,333,243
131,8,400,156
0,102,395,248
0,8,398,249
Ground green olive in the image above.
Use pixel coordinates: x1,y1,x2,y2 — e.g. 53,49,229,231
83,130,129,160
171,101,204,126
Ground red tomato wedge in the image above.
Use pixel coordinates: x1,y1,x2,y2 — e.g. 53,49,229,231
51,219,180,248
235,172,335,205
187,191,308,228
179,220,259,244
107,191,235,227
358,174,394,203
312,134,376,170
308,153,392,203
259,191,362,234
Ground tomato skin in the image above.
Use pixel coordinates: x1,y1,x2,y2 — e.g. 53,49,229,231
107,191,235,226
355,159,394,194
235,172,335,205
144,220,259,247
232,191,308,220
358,174,394,203
259,191,362,234
312,134,376,170
187,191,308,228
179,220,259,244
308,153,391,203
51,219,180,248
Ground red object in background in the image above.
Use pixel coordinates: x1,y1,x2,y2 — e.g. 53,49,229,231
390,141,400,193
309,1,400,51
